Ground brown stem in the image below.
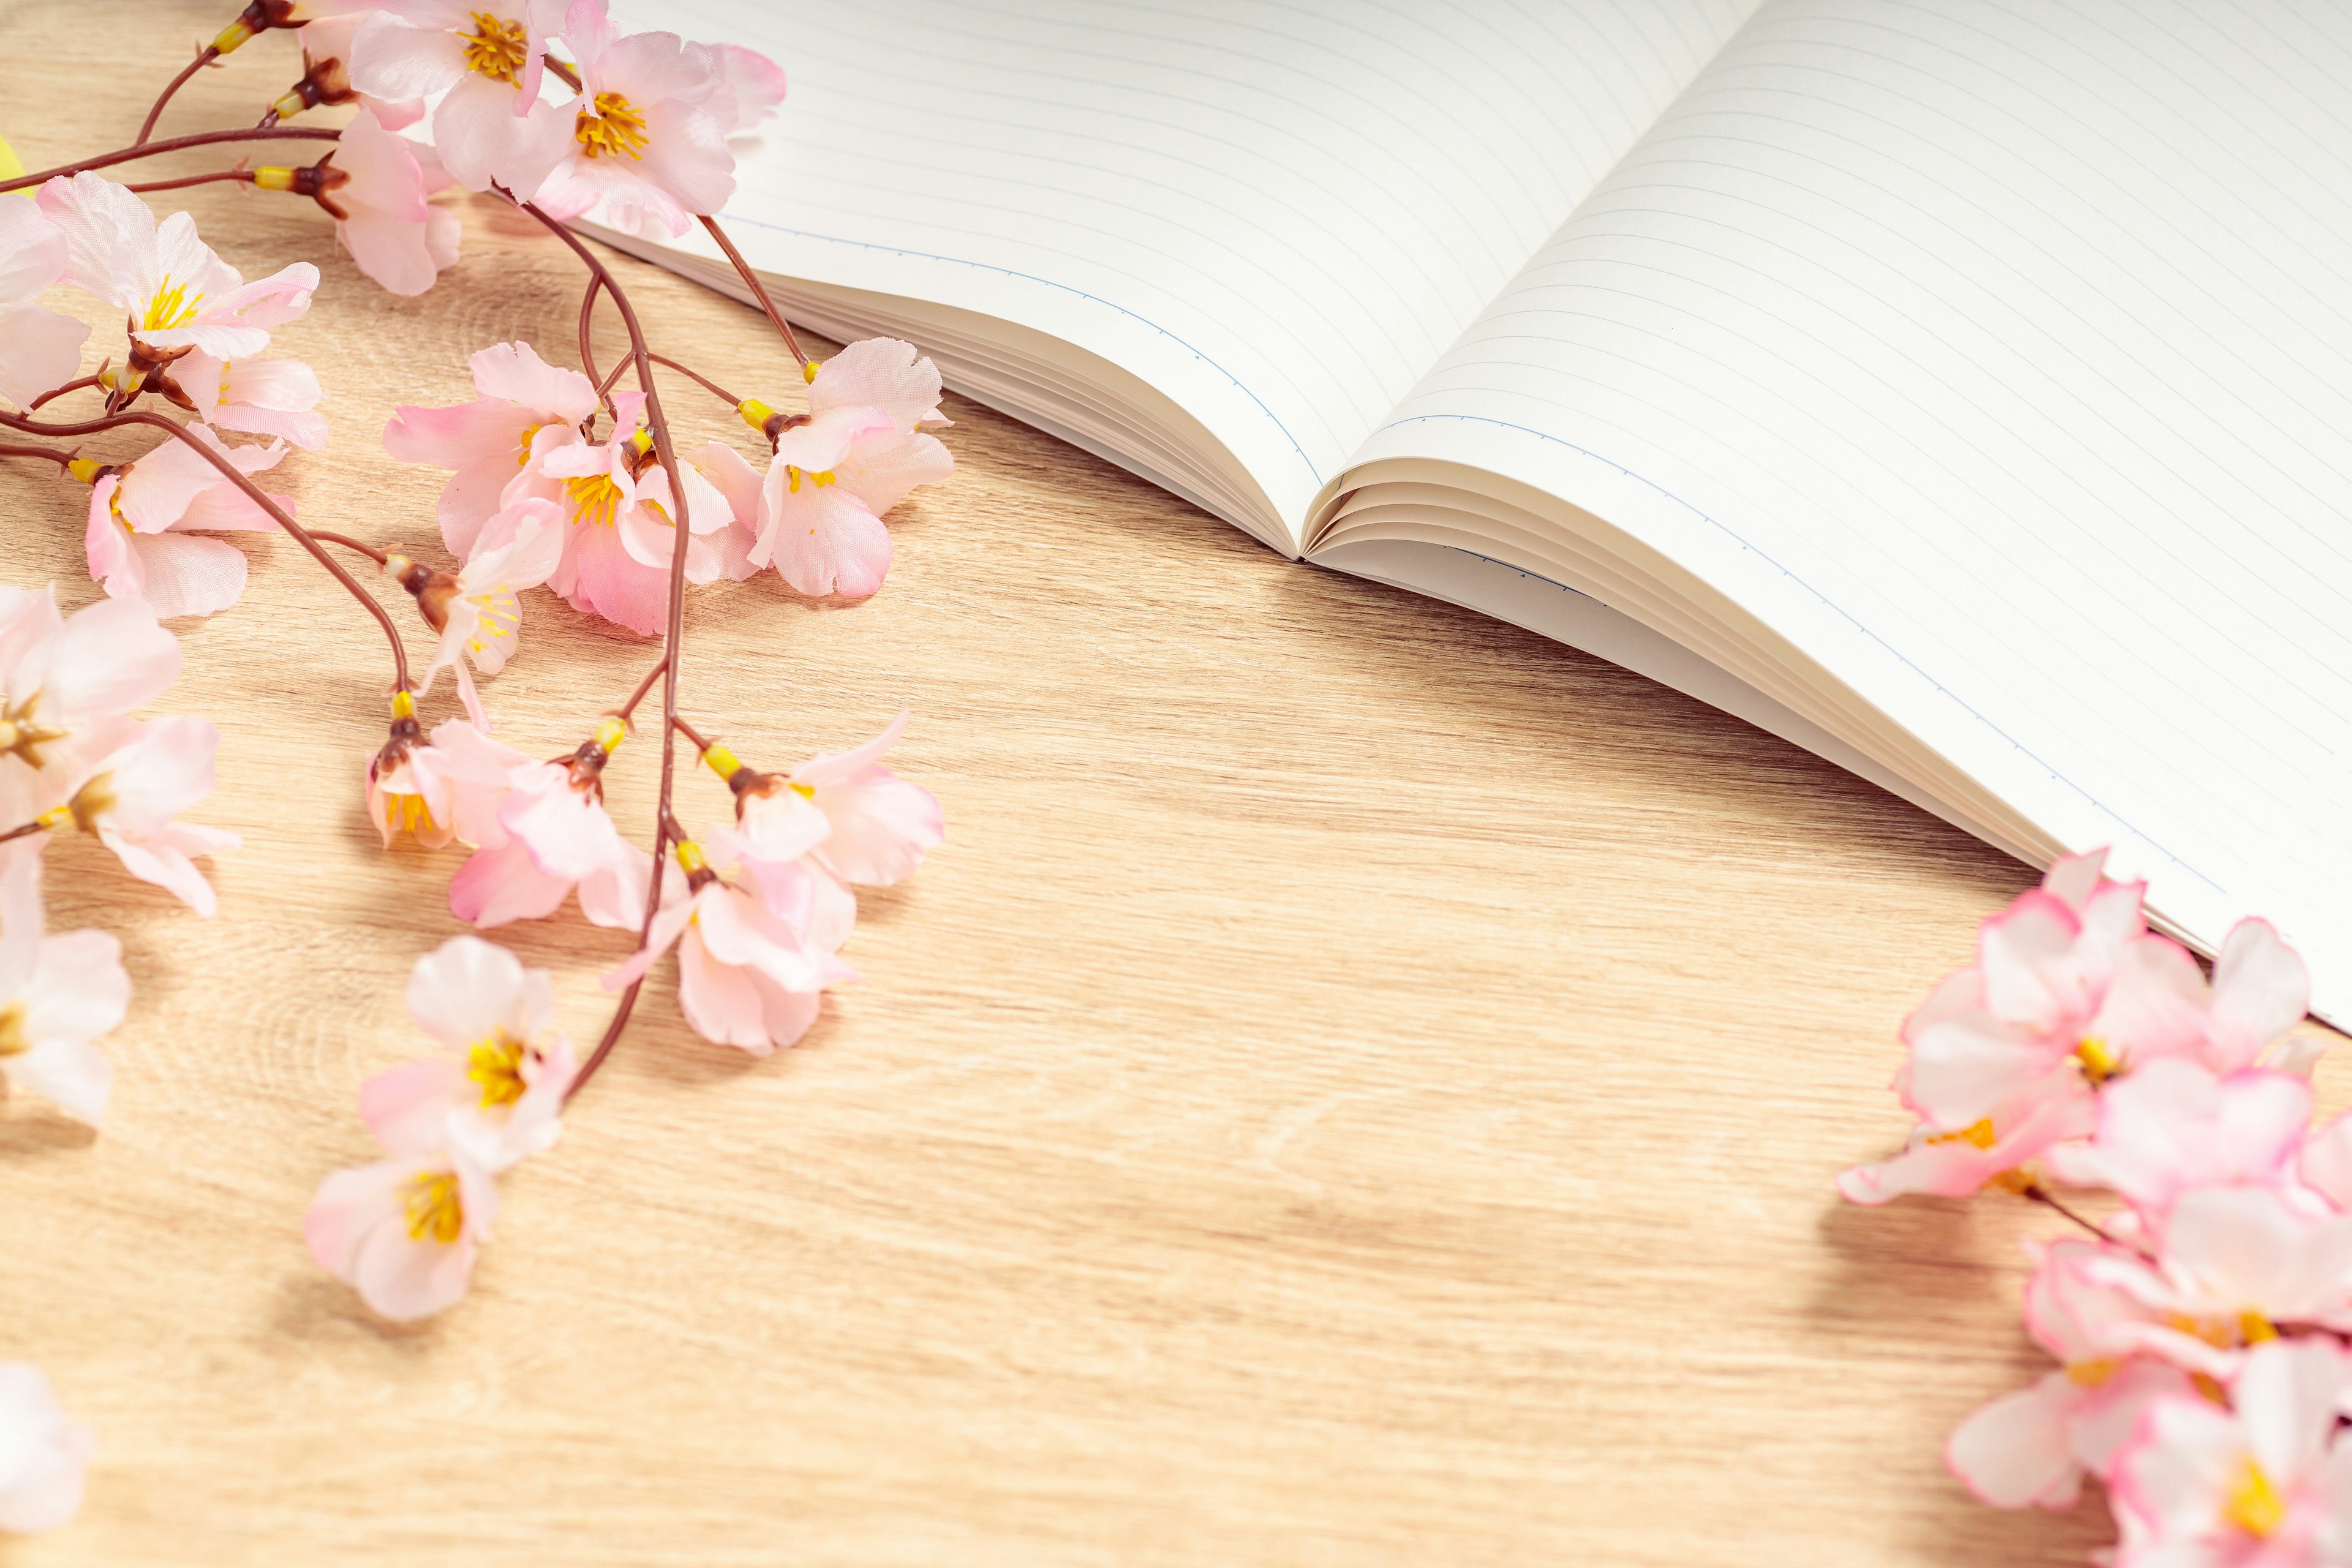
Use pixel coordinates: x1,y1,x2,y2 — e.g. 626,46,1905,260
546,56,582,91
698,215,809,367
137,44,220,145
0,409,410,688
28,374,105,411
0,127,339,194
309,531,388,565
576,273,607,406
2023,1183,2119,1245
646,353,739,409
614,657,668,724
0,821,52,846
0,443,74,472
126,169,258,195
670,714,712,752
509,198,698,1104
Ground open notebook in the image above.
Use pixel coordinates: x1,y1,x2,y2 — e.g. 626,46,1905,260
599,0,2352,1019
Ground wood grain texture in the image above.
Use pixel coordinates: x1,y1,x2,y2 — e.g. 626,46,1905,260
1,6,2310,1563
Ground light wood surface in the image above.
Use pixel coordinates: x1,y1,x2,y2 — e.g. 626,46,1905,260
4,7,2310,1564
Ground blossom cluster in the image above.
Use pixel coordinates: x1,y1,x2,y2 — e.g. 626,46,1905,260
1841,851,2352,1562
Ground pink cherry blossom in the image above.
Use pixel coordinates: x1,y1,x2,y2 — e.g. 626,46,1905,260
604,827,855,1054
0,1363,94,1536
311,108,462,297
350,2,575,196
2109,1339,2352,1565
680,439,761,581
693,40,786,136
383,339,596,556
448,726,638,930
2046,1060,2312,1228
2087,1186,2352,1373
532,399,737,635
0,198,90,411
0,587,181,802
367,710,530,850
304,1129,500,1323
529,1,734,238
161,350,327,450
284,15,426,130
751,405,951,598
807,337,951,434
81,425,294,619
49,716,239,916
359,935,576,1171
37,172,317,360
789,711,943,886
1837,1084,2094,1204
0,843,129,1129
405,496,565,720
2204,918,2316,1074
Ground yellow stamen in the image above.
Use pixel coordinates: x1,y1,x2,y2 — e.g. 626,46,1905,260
2076,1035,2121,1084
737,398,777,433
401,1170,466,1245
802,360,821,385
389,690,417,721
66,458,103,485
514,421,546,465
467,1031,529,1109
461,12,530,83
2220,1455,2286,1539
701,742,741,780
565,472,624,527
1928,1118,2000,1151
385,791,435,834
0,1001,23,1057
252,166,298,192
593,717,628,755
2240,1311,2279,1344
783,465,838,493
2064,1359,2119,1388
140,275,201,333
674,840,709,876
575,91,650,160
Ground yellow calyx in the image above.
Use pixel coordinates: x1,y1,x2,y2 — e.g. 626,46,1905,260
592,716,628,755
629,429,654,457
802,360,821,385
66,458,103,485
212,18,258,53
31,805,71,831
2222,1455,2286,1539
460,12,530,84
268,89,307,121
401,1170,466,1245
2075,1035,2121,1084
390,690,417,721
252,165,298,192
673,840,709,875
737,398,777,433
701,742,742,779
575,91,650,160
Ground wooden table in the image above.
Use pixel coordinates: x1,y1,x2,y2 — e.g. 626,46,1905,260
1,6,2271,1563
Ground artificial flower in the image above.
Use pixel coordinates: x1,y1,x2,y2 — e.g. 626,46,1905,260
366,706,521,850
0,586,181,799
273,13,426,130
78,425,292,619
358,935,575,1170
0,199,90,412
0,1363,94,1536
805,336,951,434
304,1125,500,1323
47,716,239,916
447,722,639,930
751,404,951,598
530,396,736,635
350,0,575,197
383,339,596,556
604,826,854,1054
297,108,463,297
529,1,734,238
2108,1338,2352,1564
2046,1060,2312,1229
158,350,328,450
0,843,129,1129
787,711,943,886
2089,1185,2352,1374
1836,1084,2093,1204
693,39,787,137
400,496,565,721
36,172,317,361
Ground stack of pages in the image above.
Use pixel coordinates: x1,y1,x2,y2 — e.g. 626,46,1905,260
605,0,2352,1018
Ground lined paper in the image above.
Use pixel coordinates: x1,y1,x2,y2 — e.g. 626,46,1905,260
620,0,1757,538
1352,0,2352,1006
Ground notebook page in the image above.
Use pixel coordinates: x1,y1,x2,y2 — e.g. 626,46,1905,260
616,0,1757,543
1343,0,2352,1011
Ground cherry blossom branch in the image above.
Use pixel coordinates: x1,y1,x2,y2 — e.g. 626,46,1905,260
613,657,669,725
2023,1183,2120,1244
645,353,740,409
0,443,76,473
576,274,609,412
0,127,338,194
670,714,713,751
124,170,256,195
309,532,388,565
698,216,810,370
0,408,412,690
508,198,701,1103
135,44,221,145
29,372,107,410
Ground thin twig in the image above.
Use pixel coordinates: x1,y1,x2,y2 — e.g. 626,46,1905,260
136,44,219,145
0,409,411,688
646,353,739,409
28,374,104,411
0,443,74,473
698,216,809,368
671,714,712,752
614,657,669,725
576,273,607,407
309,532,388,565
0,127,338,194
125,169,256,195
0,821,51,846
2024,1183,2114,1243
698,215,809,366
510,198,698,1104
